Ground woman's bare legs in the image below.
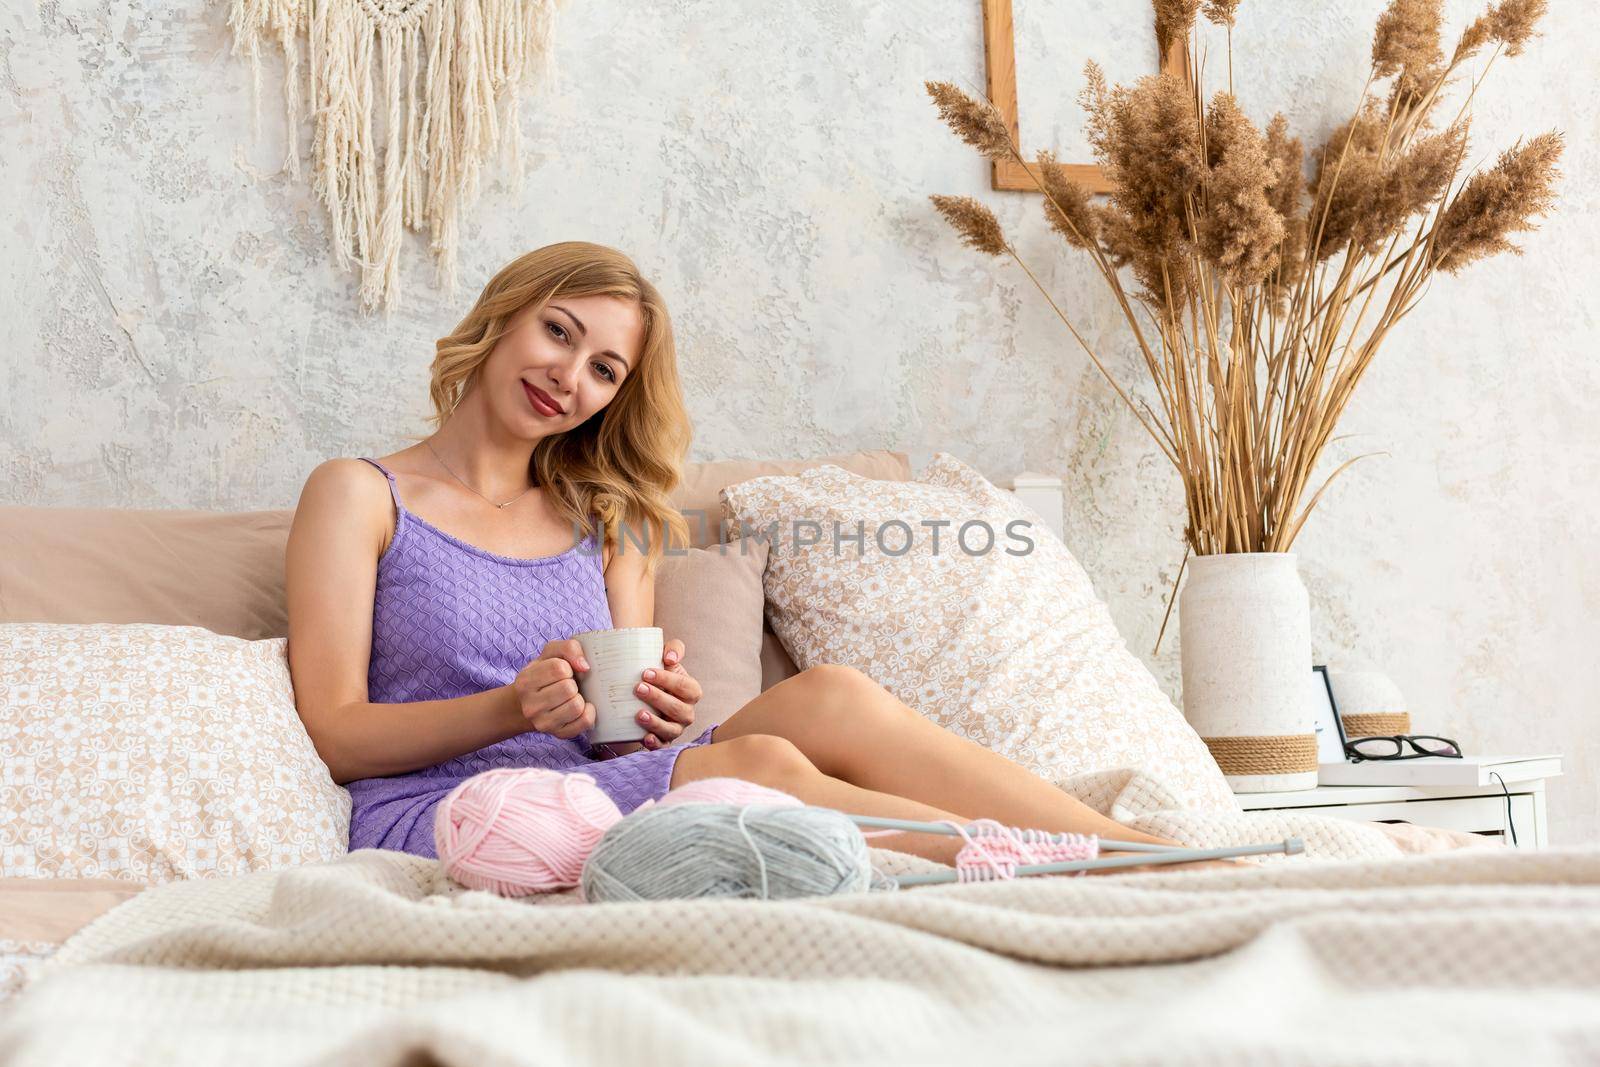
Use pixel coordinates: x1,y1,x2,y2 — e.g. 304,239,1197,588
671,733,974,865
671,666,1242,874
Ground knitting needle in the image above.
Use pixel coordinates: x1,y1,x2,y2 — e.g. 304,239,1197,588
890,837,1305,886
845,813,1191,853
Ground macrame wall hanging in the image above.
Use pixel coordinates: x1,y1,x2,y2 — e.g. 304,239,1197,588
227,0,568,314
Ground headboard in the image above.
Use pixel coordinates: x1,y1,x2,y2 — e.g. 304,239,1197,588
1005,471,1065,541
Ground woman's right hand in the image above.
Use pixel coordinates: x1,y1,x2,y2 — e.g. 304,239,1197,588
512,639,596,739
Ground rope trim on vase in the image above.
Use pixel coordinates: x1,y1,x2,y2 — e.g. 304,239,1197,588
1341,711,1412,737
1201,733,1318,775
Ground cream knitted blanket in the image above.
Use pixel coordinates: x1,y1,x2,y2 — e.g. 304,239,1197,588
3,842,1599,1065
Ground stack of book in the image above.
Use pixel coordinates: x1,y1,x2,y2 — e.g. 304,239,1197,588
1318,754,1562,787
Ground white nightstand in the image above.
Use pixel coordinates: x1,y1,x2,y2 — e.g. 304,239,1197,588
1235,777,1554,850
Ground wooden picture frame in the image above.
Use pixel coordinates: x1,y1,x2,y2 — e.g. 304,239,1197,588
982,0,1190,194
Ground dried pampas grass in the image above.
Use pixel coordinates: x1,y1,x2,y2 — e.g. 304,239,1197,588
1432,131,1563,273
1036,149,1100,250
926,0,1563,623
1196,92,1283,286
930,195,1010,257
924,80,1013,162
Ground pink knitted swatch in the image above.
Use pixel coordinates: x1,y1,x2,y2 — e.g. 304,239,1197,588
860,818,1100,882
949,820,1099,882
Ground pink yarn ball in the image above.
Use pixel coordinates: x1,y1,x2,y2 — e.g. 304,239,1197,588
434,768,623,897
654,776,803,809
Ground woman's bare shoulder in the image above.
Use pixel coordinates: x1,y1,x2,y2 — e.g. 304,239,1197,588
302,456,394,498
294,457,398,557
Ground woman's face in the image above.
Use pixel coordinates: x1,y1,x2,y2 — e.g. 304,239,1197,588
484,294,644,435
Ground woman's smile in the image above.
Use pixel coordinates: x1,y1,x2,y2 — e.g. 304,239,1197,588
523,381,565,417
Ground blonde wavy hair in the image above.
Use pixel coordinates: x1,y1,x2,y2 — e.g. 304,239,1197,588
404,241,693,575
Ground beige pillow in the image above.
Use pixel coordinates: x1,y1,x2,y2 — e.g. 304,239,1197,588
0,623,350,882
758,629,801,691
0,506,294,641
0,451,911,642
720,453,1239,813
651,537,769,743
667,450,911,547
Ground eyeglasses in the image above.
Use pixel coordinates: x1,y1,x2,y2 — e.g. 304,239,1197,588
1344,734,1462,762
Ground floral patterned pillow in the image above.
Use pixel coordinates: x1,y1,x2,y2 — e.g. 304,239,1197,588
720,452,1239,813
0,623,350,881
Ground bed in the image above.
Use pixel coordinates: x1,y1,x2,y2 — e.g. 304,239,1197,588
3,448,1595,1064
5,844,1600,1064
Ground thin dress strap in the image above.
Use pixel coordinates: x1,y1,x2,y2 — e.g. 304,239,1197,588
358,457,403,512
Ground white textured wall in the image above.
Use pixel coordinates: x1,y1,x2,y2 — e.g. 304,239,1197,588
3,2,1595,843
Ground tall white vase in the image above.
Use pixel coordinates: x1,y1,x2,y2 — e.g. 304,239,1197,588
1178,552,1319,792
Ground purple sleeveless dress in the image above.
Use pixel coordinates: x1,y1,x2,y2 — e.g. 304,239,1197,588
345,457,722,859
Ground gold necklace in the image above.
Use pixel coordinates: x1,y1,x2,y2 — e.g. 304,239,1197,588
424,438,537,510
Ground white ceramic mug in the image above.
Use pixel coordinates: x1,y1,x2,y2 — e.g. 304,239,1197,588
572,626,665,744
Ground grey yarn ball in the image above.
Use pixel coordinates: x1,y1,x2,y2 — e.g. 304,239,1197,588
580,801,883,903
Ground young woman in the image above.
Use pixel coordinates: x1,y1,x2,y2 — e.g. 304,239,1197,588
285,241,1242,876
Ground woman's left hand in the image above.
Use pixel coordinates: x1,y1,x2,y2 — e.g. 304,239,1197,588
633,638,701,750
